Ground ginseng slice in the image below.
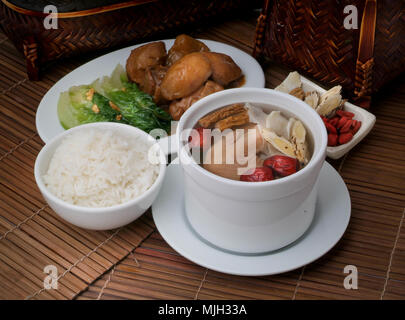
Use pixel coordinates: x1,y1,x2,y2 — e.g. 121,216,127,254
304,91,319,109
274,71,302,93
291,120,306,144
319,85,342,104
261,128,296,158
266,111,289,138
291,120,309,164
316,94,342,116
294,142,309,164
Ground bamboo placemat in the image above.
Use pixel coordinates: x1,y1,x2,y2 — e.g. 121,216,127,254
79,16,405,300
0,33,159,299
0,12,404,300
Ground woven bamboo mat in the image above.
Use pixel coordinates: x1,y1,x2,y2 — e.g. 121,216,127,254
0,33,159,299
0,13,404,300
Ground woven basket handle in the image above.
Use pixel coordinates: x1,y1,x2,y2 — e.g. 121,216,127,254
252,0,270,58
354,0,377,108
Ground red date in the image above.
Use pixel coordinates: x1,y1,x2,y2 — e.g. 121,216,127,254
188,127,210,149
263,155,299,177
240,167,274,182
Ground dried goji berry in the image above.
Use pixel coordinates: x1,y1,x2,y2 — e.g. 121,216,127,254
325,122,337,134
340,119,353,133
329,117,339,127
240,167,274,182
337,116,349,129
336,110,355,119
338,132,353,145
351,120,361,135
328,133,338,146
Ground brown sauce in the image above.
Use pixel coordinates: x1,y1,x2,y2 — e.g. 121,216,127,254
227,75,246,89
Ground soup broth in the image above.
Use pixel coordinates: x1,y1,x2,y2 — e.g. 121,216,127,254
189,103,313,182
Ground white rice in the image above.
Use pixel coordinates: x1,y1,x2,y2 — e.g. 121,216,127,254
43,128,159,208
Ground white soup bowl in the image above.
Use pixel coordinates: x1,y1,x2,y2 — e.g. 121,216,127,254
177,88,327,253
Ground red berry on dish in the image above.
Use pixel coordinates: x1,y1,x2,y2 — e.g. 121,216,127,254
328,133,338,146
324,122,337,134
339,119,353,133
351,120,361,135
338,132,353,145
336,110,355,119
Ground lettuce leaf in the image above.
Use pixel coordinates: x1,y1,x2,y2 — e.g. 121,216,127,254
57,64,171,133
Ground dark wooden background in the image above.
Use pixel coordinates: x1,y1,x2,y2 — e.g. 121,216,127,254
0,11,403,300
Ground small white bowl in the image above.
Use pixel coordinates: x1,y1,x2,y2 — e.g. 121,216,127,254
34,122,166,230
301,77,376,159
177,88,327,254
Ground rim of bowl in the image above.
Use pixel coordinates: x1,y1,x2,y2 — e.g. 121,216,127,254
34,122,167,213
178,87,327,188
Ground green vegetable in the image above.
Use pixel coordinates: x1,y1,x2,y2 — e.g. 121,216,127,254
57,64,171,133
58,85,105,130
109,82,171,133
91,92,122,122
58,91,80,130
91,64,128,98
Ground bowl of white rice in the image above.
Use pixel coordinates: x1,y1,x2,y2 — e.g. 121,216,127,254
34,122,166,230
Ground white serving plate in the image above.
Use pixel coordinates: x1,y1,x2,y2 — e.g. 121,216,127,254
152,158,351,276
36,39,265,144
301,77,376,159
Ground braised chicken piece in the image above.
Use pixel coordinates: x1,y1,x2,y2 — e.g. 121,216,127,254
124,35,245,124
202,123,265,181
126,41,167,83
169,80,223,120
202,52,242,86
161,52,212,101
167,34,210,66
140,65,168,105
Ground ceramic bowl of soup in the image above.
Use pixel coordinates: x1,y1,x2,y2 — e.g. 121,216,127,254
177,88,327,254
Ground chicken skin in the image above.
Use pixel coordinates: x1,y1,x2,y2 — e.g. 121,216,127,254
167,34,210,66
202,52,242,86
161,52,212,100
126,41,167,84
169,80,224,120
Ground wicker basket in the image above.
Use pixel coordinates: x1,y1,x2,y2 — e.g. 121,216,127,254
253,0,405,108
0,0,252,80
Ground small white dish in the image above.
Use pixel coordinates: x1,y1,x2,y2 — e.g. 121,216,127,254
35,122,166,230
301,77,376,159
152,158,351,276
35,39,265,146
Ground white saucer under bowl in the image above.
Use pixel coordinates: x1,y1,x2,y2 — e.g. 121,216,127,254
152,159,351,276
